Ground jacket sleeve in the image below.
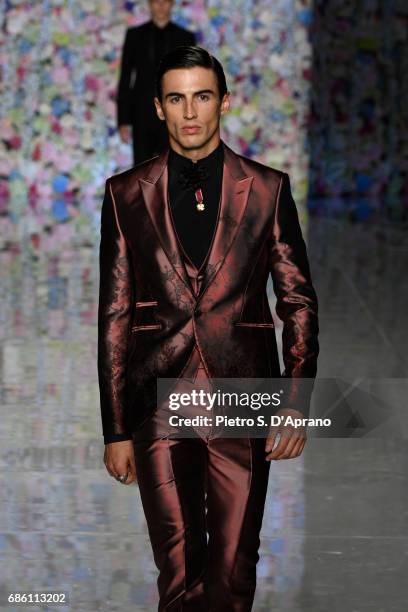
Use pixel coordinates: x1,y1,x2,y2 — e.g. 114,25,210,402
97,179,134,444
269,172,319,414
116,28,135,127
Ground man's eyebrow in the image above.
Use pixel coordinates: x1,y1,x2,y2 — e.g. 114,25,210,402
164,89,216,99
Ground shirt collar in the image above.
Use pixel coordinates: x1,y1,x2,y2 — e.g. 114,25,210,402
151,20,171,31
168,140,224,172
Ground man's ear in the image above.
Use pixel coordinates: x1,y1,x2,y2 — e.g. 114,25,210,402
220,92,230,116
154,97,166,121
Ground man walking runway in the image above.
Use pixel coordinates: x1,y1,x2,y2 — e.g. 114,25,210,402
98,45,319,610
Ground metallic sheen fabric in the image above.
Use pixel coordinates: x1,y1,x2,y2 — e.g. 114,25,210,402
132,426,271,611
97,140,319,443
98,141,319,609
131,263,272,611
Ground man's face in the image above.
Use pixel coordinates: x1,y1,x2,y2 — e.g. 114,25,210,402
154,66,230,152
148,0,173,22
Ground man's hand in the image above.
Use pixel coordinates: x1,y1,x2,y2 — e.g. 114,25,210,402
104,440,137,485
118,125,132,144
265,408,307,461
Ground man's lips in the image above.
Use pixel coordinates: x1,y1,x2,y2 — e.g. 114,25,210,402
181,126,201,133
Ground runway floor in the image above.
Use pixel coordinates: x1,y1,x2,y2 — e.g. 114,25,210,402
0,213,407,611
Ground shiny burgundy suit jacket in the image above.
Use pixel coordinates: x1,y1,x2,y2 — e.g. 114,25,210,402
97,141,319,443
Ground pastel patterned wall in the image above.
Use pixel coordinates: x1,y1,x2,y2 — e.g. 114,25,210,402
0,0,313,242
1,0,406,242
308,1,408,218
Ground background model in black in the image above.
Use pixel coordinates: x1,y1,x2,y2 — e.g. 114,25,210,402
116,20,196,165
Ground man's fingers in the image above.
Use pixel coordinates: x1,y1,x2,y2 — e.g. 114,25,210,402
265,428,278,453
103,450,118,479
125,455,138,485
266,431,307,461
273,432,302,459
103,443,137,484
293,436,305,456
266,429,292,460
111,459,130,480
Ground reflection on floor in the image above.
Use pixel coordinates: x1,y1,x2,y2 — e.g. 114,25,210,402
0,213,407,611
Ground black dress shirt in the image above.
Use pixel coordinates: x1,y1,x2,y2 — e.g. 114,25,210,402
167,142,224,270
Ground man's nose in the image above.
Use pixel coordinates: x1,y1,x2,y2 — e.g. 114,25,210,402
183,100,198,119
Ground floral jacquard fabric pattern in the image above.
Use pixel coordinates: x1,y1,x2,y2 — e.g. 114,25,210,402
97,142,319,444
97,179,134,444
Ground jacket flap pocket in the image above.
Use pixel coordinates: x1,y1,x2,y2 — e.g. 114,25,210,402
234,322,275,328
135,300,158,307
131,323,162,332
133,300,160,328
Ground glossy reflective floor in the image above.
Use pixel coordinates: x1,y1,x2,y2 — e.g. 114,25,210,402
0,213,407,611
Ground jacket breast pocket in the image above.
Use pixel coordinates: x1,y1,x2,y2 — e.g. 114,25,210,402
131,300,162,332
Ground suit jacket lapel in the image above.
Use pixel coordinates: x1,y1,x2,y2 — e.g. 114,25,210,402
197,142,253,300
139,141,254,302
139,148,195,297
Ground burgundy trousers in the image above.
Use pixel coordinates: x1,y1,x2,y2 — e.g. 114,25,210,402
132,345,271,611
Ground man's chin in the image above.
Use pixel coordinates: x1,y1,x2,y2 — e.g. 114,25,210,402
175,134,208,150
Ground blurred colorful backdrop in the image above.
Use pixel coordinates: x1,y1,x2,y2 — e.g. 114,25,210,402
0,0,406,247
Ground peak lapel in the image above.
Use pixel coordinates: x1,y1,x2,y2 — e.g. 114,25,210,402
139,149,195,299
197,142,254,300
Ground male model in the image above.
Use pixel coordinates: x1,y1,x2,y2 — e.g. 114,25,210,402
116,0,196,164
98,46,319,611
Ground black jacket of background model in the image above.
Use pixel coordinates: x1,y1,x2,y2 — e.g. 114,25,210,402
116,20,197,127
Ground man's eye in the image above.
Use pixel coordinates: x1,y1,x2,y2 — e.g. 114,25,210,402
199,94,209,101
170,97,180,103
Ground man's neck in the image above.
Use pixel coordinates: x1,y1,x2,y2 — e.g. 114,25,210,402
152,18,170,29
169,137,222,163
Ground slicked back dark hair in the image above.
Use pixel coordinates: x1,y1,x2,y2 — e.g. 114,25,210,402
155,45,228,102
